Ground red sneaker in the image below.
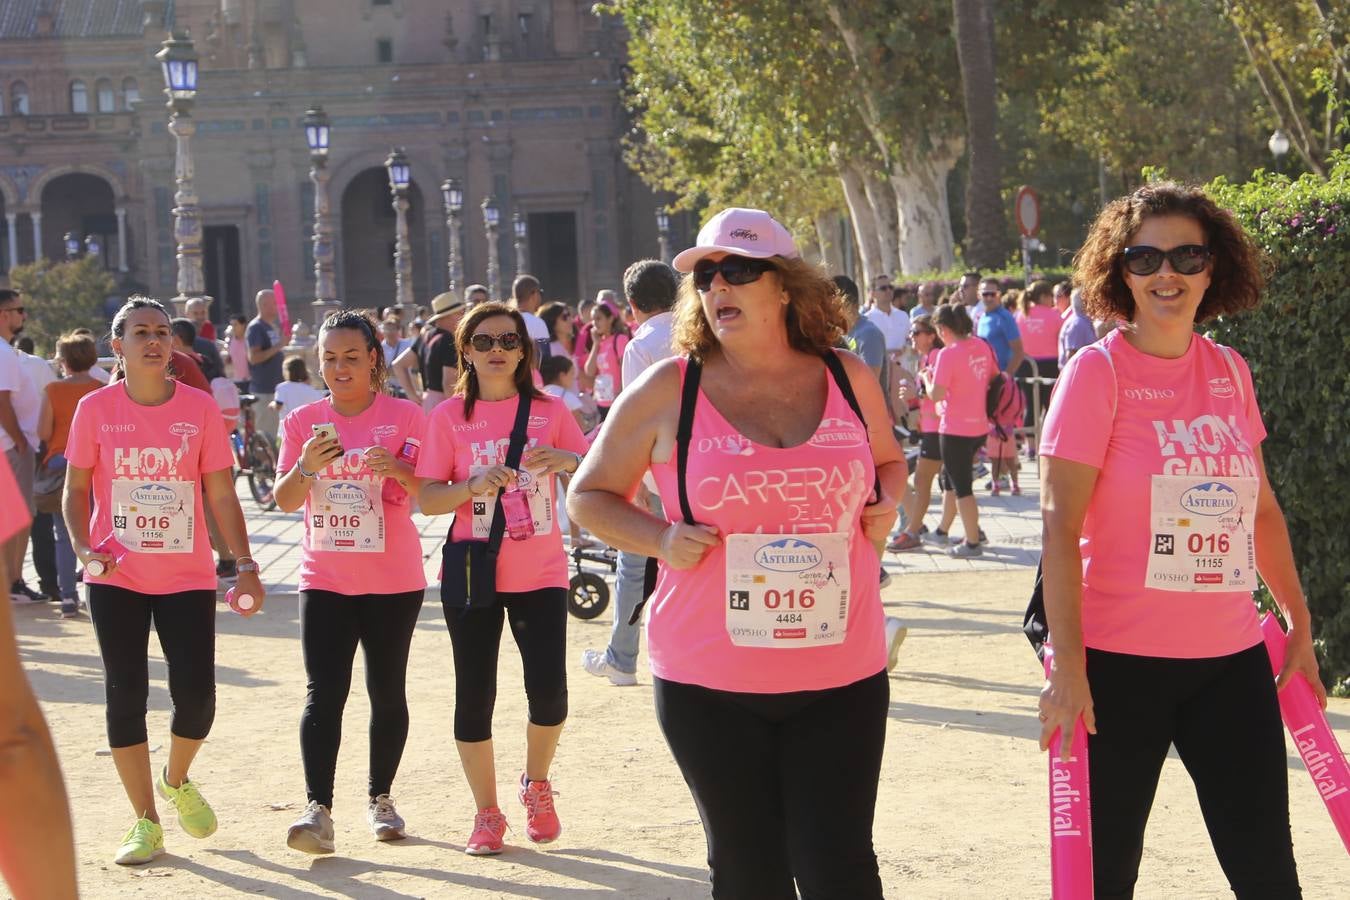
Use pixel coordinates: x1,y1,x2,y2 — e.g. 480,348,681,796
464,806,507,856
518,773,562,844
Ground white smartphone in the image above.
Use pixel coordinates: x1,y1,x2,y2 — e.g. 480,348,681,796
311,423,339,445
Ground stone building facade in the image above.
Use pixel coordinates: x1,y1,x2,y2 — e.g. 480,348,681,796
0,0,681,326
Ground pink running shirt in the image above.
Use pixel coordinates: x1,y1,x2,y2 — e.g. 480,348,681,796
277,393,428,596
592,333,628,408
416,393,588,594
66,382,234,595
1039,330,1266,658
647,357,887,694
0,451,27,542
1017,305,1063,360
931,337,995,437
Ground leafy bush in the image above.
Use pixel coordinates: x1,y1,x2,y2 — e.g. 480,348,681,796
7,257,118,356
1208,159,1350,694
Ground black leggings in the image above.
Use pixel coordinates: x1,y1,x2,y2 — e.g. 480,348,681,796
299,589,424,809
654,670,889,900
1086,643,1300,900
1016,357,1058,427
939,432,984,498
443,587,568,742
88,584,216,748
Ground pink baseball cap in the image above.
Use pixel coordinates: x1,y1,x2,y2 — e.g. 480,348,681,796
672,207,799,273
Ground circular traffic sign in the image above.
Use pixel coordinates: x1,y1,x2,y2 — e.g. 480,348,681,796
1015,186,1041,237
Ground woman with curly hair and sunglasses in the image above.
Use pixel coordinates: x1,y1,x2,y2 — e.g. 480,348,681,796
568,209,904,898
416,302,588,856
1037,182,1325,898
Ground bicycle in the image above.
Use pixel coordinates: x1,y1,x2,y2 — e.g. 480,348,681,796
230,394,278,511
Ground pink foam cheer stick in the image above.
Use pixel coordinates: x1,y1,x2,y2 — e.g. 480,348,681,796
1260,613,1350,853
1044,648,1094,899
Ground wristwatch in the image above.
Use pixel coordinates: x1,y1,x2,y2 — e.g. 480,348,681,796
235,559,260,575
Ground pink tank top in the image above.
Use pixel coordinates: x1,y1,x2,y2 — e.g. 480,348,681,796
648,357,887,694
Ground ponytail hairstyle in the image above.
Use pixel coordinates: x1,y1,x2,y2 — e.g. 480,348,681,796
453,301,545,420
109,296,174,381
932,302,974,338
318,309,388,394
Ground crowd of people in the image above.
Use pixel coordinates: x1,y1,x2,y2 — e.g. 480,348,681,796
0,183,1332,899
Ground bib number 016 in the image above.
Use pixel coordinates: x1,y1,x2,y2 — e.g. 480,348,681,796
763,588,815,610
1188,533,1230,554
327,514,361,529
135,515,170,531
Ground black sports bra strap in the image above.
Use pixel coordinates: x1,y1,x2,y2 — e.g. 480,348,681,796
821,350,882,504
675,355,703,526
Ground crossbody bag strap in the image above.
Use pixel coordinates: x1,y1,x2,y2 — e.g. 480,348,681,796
1217,344,1247,406
821,350,882,504
486,391,533,559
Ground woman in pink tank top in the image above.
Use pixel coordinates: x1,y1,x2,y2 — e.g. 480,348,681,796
570,208,905,899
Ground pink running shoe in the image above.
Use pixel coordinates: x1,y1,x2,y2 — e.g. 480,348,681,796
464,806,508,856
518,773,562,844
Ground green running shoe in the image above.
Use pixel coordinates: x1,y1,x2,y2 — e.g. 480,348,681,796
114,817,165,865
156,766,218,838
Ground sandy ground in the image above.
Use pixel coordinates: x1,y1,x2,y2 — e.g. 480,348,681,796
13,568,1350,899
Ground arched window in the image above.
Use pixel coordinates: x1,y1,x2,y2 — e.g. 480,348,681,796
122,77,140,109
96,78,115,113
70,80,88,114
11,82,29,115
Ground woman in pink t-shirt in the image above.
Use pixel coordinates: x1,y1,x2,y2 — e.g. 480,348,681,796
271,311,426,854
1038,183,1325,895
889,316,957,551
63,297,265,867
416,302,587,856
568,208,904,898
582,300,630,417
1015,280,1062,444
923,303,995,557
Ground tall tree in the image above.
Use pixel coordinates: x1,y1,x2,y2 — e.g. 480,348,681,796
952,0,1006,268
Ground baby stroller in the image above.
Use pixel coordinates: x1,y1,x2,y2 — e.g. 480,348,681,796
567,542,617,620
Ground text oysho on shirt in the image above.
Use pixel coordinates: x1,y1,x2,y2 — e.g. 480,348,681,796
1039,330,1267,658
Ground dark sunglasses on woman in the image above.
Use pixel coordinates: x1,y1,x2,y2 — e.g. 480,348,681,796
1120,244,1210,276
692,254,776,292
468,332,523,352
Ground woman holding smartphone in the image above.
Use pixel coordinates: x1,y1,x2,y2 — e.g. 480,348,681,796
272,311,426,855
63,297,264,866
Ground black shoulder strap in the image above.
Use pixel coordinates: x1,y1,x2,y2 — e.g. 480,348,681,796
821,350,881,504
486,391,533,559
675,355,702,526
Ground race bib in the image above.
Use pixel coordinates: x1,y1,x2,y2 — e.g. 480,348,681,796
594,373,616,405
309,478,385,552
1146,475,1258,592
469,465,554,538
725,532,850,648
111,479,195,553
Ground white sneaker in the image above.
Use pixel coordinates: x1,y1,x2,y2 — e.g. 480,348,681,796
286,801,335,854
367,794,406,841
580,649,637,686
884,616,908,672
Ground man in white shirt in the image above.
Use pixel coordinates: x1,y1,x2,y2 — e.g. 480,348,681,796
0,291,43,600
958,270,985,327
511,274,552,366
580,259,677,687
863,274,911,423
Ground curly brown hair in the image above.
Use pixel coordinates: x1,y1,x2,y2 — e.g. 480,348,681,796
671,256,846,360
1073,181,1264,324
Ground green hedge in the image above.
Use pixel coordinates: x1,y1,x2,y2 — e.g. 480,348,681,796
1208,160,1350,694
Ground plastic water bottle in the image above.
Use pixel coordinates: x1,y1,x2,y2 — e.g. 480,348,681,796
231,431,245,457
226,587,256,615
397,437,421,465
500,488,535,541
87,535,129,576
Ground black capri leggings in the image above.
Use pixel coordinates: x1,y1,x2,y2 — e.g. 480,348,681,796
88,584,216,748
299,589,424,809
654,670,889,900
443,587,568,742
1086,642,1300,899
939,432,984,498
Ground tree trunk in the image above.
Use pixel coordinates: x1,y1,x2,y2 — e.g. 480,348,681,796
952,0,1005,268
814,212,847,275
839,163,882,285
890,140,960,275
863,171,899,277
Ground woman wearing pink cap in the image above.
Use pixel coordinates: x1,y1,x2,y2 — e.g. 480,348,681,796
1038,182,1325,896
569,208,903,898
272,310,426,855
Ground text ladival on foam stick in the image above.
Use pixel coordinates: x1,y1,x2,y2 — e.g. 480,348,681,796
1044,648,1094,899
1260,614,1350,853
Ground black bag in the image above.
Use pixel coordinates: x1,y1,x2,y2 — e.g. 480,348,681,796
1022,558,1047,661
440,392,532,614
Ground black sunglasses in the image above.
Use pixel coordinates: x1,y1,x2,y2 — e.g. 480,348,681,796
1121,244,1210,276
468,332,523,352
692,254,776,292
979,291,1000,298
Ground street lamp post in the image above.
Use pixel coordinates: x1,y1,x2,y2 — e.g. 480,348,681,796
304,105,342,327
441,178,463,295
156,32,203,316
385,147,414,318
1268,128,1291,175
656,207,671,264
63,232,81,260
512,211,528,278
482,196,500,302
